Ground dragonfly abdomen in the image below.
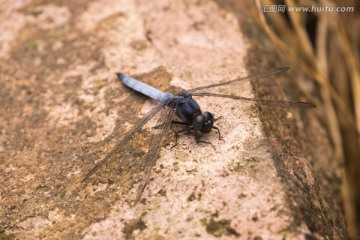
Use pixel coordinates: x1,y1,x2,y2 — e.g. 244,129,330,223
117,73,173,103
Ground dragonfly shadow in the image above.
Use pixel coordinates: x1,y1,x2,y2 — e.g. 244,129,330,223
82,66,315,204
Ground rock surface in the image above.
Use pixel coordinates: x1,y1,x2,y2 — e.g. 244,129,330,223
0,0,347,239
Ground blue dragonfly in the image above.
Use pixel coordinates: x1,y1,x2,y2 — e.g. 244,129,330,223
82,67,315,203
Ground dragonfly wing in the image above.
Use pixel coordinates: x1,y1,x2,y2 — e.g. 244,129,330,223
82,103,167,183
188,67,289,93
192,92,315,108
135,101,177,203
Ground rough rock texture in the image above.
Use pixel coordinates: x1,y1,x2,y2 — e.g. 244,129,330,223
0,0,347,239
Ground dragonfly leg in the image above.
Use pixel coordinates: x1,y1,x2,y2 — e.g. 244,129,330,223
212,126,225,141
171,128,192,149
195,131,215,149
214,116,223,122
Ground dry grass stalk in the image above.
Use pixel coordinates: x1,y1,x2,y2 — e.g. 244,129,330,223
254,0,360,237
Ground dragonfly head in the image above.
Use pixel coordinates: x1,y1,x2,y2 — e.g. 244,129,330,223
193,112,214,133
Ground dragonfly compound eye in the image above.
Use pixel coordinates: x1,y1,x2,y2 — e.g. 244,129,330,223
200,112,214,133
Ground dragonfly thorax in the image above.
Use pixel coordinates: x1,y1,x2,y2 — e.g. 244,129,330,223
173,92,214,133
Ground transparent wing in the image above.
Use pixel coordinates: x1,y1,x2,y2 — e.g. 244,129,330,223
135,101,177,203
82,104,167,183
188,67,289,93
192,92,315,108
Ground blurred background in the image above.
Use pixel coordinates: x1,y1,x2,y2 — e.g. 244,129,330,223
253,0,359,237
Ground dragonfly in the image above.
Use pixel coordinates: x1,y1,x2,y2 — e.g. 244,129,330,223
82,67,315,203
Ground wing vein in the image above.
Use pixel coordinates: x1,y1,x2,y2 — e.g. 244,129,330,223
135,101,177,203
82,104,166,183
188,67,289,93
192,92,315,108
